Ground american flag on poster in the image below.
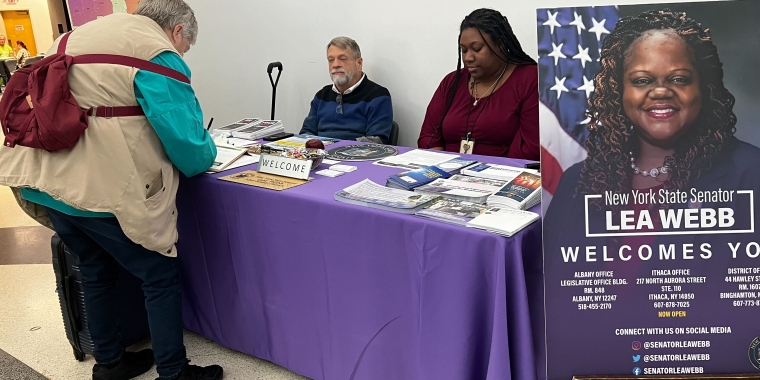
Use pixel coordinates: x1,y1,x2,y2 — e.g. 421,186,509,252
537,6,620,207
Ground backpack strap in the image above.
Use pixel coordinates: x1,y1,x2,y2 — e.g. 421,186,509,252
85,105,145,118
58,31,191,84
57,32,72,54
71,55,190,84
55,31,191,118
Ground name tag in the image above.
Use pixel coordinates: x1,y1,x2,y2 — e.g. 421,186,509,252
258,154,312,180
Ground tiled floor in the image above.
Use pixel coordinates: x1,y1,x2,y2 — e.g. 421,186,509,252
0,186,311,380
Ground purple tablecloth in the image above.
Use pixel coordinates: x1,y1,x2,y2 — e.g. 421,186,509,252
175,143,545,380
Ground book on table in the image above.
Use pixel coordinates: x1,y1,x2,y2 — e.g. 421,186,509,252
413,174,505,203
231,120,284,140
208,145,249,172
334,179,440,214
213,118,262,134
414,198,491,225
385,165,451,190
486,171,542,210
466,208,540,237
461,163,538,182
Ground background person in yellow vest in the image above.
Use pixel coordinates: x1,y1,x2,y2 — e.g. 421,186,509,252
0,0,223,379
0,35,13,57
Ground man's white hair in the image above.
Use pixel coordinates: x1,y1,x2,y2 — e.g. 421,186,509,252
134,0,198,44
327,36,361,60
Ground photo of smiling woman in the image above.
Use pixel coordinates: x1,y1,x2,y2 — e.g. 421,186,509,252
417,8,539,159
541,5,760,378
545,9,760,258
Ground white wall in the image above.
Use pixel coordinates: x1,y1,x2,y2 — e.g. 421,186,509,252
0,0,54,54
185,0,710,147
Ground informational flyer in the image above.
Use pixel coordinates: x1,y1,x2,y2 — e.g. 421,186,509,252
538,1,760,378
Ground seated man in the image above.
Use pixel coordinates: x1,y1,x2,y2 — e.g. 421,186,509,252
0,35,12,58
300,36,393,144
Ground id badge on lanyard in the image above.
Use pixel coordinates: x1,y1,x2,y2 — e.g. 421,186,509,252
460,132,475,154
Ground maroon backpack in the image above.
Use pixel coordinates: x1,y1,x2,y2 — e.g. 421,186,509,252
0,32,190,152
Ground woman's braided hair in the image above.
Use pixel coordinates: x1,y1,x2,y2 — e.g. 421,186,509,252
579,9,735,207
432,8,537,142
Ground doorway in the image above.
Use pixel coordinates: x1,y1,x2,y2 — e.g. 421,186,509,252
1,10,37,56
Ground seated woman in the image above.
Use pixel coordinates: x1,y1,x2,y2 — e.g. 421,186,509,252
15,40,29,69
417,8,539,159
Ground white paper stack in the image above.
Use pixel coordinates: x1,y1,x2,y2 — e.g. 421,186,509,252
466,209,540,237
212,118,262,136
413,175,504,203
231,120,284,140
461,163,538,182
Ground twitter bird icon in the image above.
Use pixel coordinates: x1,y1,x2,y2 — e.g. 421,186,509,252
633,355,640,362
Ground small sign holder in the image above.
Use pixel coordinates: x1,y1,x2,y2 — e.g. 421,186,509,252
257,153,312,180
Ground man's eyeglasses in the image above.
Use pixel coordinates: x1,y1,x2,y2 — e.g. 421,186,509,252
336,94,343,115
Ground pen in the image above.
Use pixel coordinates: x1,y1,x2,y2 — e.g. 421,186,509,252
206,118,214,130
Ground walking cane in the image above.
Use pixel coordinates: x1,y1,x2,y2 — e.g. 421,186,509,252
267,62,283,120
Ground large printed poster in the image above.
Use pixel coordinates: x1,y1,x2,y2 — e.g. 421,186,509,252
66,0,143,28
539,1,760,378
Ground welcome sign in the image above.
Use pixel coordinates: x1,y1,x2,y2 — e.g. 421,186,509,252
538,1,760,378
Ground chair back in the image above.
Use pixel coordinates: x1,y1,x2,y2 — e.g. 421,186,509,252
24,56,43,66
3,58,16,76
388,121,399,146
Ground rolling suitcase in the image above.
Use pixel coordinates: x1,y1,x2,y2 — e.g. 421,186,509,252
51,234,151,361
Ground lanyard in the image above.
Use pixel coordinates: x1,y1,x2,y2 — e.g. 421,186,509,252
463,95,490,142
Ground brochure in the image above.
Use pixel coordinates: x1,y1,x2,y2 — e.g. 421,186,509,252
213,118,262,133
465,208,540,237
415,198,491,225
334,179,439,214
373,149,458,170
487,172,542,210
386,165,452,190
231,120,284,140
461,163,538,182
413,176,503,203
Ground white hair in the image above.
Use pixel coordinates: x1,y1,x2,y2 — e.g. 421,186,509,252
327,36,361,60
134,0,198,44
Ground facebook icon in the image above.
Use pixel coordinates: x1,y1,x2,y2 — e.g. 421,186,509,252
633,367,642,375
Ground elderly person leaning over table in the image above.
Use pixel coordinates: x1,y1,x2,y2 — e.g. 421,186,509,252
0,0,224,379
417,8,539,159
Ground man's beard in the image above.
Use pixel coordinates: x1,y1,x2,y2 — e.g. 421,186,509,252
331,70,354,87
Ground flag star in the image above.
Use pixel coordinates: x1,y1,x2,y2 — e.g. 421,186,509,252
577,75,594,98
569,12,585,35
543,10,561,34
572,45,592,69
548,42,567,66
550,76,569,99
589,17,610,41
597,48,602,62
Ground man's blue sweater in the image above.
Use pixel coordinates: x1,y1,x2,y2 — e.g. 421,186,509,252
300,76,393,143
